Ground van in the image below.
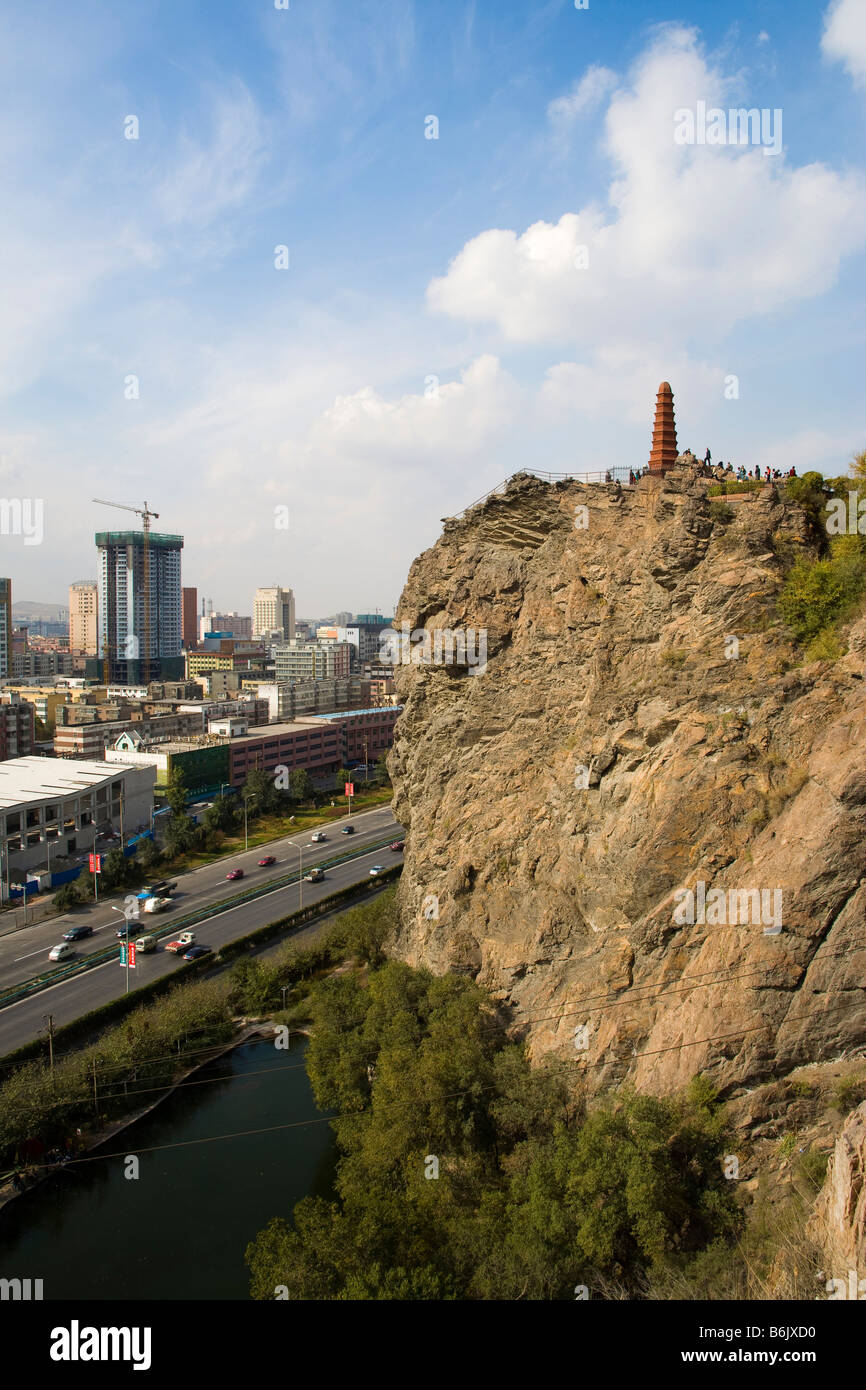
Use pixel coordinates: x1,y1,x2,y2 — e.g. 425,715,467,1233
305,867,325,883
135,935,158,953
48,942,72,962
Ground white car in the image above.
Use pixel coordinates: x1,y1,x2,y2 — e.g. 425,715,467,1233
310,831,326,843
142,896,171,914
48,942,72,961
369,865,385,876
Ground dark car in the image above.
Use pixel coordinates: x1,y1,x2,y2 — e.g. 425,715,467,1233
226,868,244,880
389,841,405,852
183,945,212,961
341,825,355,834
115,922,137,938
257,855,276,867
63,924,94,942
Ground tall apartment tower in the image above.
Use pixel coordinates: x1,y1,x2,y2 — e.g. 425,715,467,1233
253,586,296,641
0,578,10,680
182,587,198,649
68,581,99,655
89,530,185,683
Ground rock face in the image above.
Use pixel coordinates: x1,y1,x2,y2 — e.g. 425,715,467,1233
388,467,866,1096
810,1101,866,1277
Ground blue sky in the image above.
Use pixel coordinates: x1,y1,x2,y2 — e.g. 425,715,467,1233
1,0,865,616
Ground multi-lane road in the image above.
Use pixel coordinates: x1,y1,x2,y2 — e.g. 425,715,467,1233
0,805,403,1057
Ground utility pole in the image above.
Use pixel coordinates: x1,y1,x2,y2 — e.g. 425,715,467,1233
91,1057,99,1124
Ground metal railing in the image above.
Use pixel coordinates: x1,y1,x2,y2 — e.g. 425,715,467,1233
451,467,638,519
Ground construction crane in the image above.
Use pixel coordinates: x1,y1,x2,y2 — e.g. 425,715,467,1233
93,499,160,687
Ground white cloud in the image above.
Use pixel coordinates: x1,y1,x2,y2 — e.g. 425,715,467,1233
822,0,866,86
427,26,866,347
547,66,618,125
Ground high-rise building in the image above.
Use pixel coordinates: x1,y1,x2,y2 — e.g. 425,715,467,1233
68,581,99,655
334,611,353,626
0,578,10,680
182,587,198,650
253,587,295,641
89,530,184,684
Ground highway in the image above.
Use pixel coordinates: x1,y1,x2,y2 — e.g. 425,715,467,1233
0,806,402,1057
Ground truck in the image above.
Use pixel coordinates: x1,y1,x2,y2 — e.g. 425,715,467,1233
136,881,177,901
304,867,325,883
142,895,172,914
164,931,196,954
135,934,158,953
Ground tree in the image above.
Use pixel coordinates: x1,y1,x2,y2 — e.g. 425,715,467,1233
135,837,162,873
850,448,866,482
165,767,188,818
375,754,390,784
243,769,282,817
204,794,239,834
52,881,83,911
335,768,353,793
288,768,314,804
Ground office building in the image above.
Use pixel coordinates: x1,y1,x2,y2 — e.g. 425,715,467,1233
274,640,352,683
0,578,11,680
90,530,184,684
199,611,252,641
253,587,295,641
225,706,401,786
68,581,99,655
182,587,198,649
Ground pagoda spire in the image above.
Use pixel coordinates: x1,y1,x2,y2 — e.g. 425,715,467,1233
648,381,678,474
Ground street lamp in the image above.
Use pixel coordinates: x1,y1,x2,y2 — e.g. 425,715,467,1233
286,838,304,911
109,905,133,995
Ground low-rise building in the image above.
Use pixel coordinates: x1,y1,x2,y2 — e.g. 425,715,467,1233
0,693,35,761
0,756,156,887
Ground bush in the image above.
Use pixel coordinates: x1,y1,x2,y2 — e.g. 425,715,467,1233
777,534,866,647
709,501,734,525
52,881,83,911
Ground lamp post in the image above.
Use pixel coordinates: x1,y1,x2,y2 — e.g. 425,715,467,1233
286,838,304,911
110,905,132,995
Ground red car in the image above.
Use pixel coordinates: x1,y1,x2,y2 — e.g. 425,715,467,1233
226,868,244,881
257,855,276,867
389,841,405,852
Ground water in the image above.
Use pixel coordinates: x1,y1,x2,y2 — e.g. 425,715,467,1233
0,1036,335,1300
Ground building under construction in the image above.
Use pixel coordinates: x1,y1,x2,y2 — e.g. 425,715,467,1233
86,530,185,685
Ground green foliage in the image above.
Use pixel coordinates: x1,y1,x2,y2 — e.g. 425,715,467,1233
288,768,315,803
783,471,829,530
134,837,163,873
242,769,284,817
777,533,866,649
245,964,741,1301
52,881,84,911
0,977,234,1168
165,767,188,818
709,501,734,525
203,794,239,834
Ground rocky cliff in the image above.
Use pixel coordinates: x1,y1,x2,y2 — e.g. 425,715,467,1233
387,465,866,1097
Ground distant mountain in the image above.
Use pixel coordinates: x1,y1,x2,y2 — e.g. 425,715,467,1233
12,601,69,620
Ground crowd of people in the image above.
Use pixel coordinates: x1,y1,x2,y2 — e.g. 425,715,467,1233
617,451,799,487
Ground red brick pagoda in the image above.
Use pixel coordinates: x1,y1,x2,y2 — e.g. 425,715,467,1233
648,381,678,474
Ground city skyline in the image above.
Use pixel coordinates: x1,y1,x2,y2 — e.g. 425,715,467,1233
1,1,863,611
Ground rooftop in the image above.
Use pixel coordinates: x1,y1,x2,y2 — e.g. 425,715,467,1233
0,756,140,809
312,706,403,720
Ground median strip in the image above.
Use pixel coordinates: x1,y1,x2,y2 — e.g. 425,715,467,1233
0,837,402,1010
